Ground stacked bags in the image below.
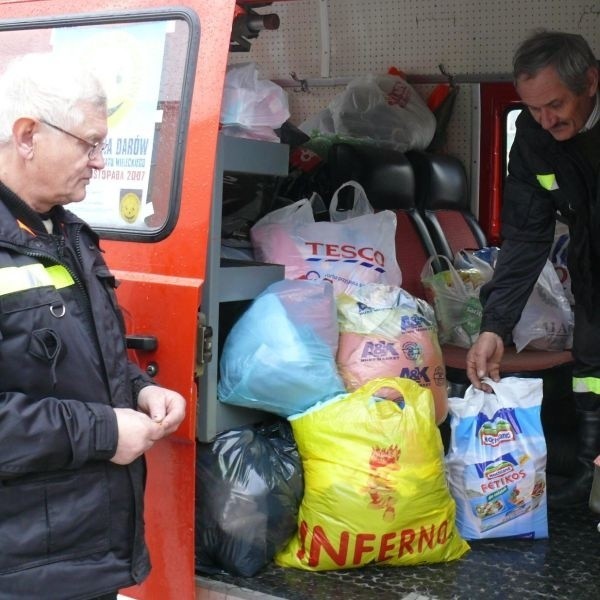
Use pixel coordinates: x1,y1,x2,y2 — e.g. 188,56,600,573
215,177,466,574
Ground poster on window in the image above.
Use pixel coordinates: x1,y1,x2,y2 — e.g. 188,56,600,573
52,21,167,229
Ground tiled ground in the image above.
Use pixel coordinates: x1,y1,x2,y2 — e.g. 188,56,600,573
198,504,600,600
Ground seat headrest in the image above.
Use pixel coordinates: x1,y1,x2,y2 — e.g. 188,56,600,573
407,151,468,210
328,143,416,210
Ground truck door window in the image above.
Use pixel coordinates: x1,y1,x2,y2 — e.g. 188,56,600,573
0,10,198,241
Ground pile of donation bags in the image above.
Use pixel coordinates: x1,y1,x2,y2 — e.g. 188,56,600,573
199,276,471,575
196,185,549,577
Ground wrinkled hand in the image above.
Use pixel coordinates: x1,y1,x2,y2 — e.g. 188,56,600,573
136,385,186,437
466,332,504,391
111,408,164,465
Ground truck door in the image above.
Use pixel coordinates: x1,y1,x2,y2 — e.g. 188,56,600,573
0,1,235,598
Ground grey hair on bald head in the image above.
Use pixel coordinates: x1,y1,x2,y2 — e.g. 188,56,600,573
513,29,597,95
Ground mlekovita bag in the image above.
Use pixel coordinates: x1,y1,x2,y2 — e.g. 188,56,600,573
445,377,548,540
250,181,402,296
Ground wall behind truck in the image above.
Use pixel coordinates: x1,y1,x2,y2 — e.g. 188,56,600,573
230,0,600,210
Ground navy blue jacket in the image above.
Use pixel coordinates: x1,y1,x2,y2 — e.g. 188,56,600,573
480,108,600,339
0,182,152,599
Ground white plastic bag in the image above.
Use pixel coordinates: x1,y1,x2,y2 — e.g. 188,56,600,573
512,260,574,352
250,181,402,296
445,377,548,540
300,73,436,152
550,221,574,305
220,62,290,131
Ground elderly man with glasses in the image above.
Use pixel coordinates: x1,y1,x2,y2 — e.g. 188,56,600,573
0,52,185,600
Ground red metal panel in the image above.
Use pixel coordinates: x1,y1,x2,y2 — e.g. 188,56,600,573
479,81,521,245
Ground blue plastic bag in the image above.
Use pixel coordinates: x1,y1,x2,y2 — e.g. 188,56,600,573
445,377,548,540
218,280,344,417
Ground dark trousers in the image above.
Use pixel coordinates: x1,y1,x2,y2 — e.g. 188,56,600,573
88,594,118,600
572,304,600,406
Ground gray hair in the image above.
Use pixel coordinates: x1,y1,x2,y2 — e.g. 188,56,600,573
0,52,107,143
513,30,597,95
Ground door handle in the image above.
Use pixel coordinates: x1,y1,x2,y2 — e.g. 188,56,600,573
126,335,158,351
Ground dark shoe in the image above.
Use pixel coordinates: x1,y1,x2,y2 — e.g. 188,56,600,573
548,399,600,509
548,464,594,508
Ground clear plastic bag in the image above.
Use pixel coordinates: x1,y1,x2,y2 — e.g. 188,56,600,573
336,283,448,424
220,62,290,131
421,255,493,348
300,73,436,152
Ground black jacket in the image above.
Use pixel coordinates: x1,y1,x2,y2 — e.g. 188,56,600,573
480,108,600,339
0,182,153,599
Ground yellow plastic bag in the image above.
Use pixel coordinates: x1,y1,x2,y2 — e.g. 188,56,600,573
275,378,469,571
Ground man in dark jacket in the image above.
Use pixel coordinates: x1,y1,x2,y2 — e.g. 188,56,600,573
0,53,186,599
467,30,600,507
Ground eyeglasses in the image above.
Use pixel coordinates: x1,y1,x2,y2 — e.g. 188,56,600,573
41,120,107,160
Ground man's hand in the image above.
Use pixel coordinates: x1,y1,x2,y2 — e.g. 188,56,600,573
110,408,163,465
136,385,186,437
466,332,504,391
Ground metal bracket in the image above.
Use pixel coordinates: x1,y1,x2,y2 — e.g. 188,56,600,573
196,312,213,377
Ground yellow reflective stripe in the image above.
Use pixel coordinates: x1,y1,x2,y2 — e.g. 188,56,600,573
0,263,74,295
573,377,600,394
536,173,556,190
45,265,74,289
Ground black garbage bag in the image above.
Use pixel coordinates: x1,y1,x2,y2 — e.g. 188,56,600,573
195,419,304,577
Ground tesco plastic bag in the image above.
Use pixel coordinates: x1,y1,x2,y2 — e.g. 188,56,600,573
445,377,548,540
512,260,574,352
300,73,436,152
336,283,448,424
217,280,344,417
195,419,303,577
275,377,469,571
251,181,402,297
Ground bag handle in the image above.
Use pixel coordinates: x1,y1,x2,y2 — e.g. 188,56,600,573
453,250,495,281
477,376,544,410
329,180,374,222
355,376,426,403
421,254,465,289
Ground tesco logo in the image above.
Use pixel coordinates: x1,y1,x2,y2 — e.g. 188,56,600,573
304,242,385,266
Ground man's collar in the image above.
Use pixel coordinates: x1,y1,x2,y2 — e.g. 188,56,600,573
580,93,600,133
